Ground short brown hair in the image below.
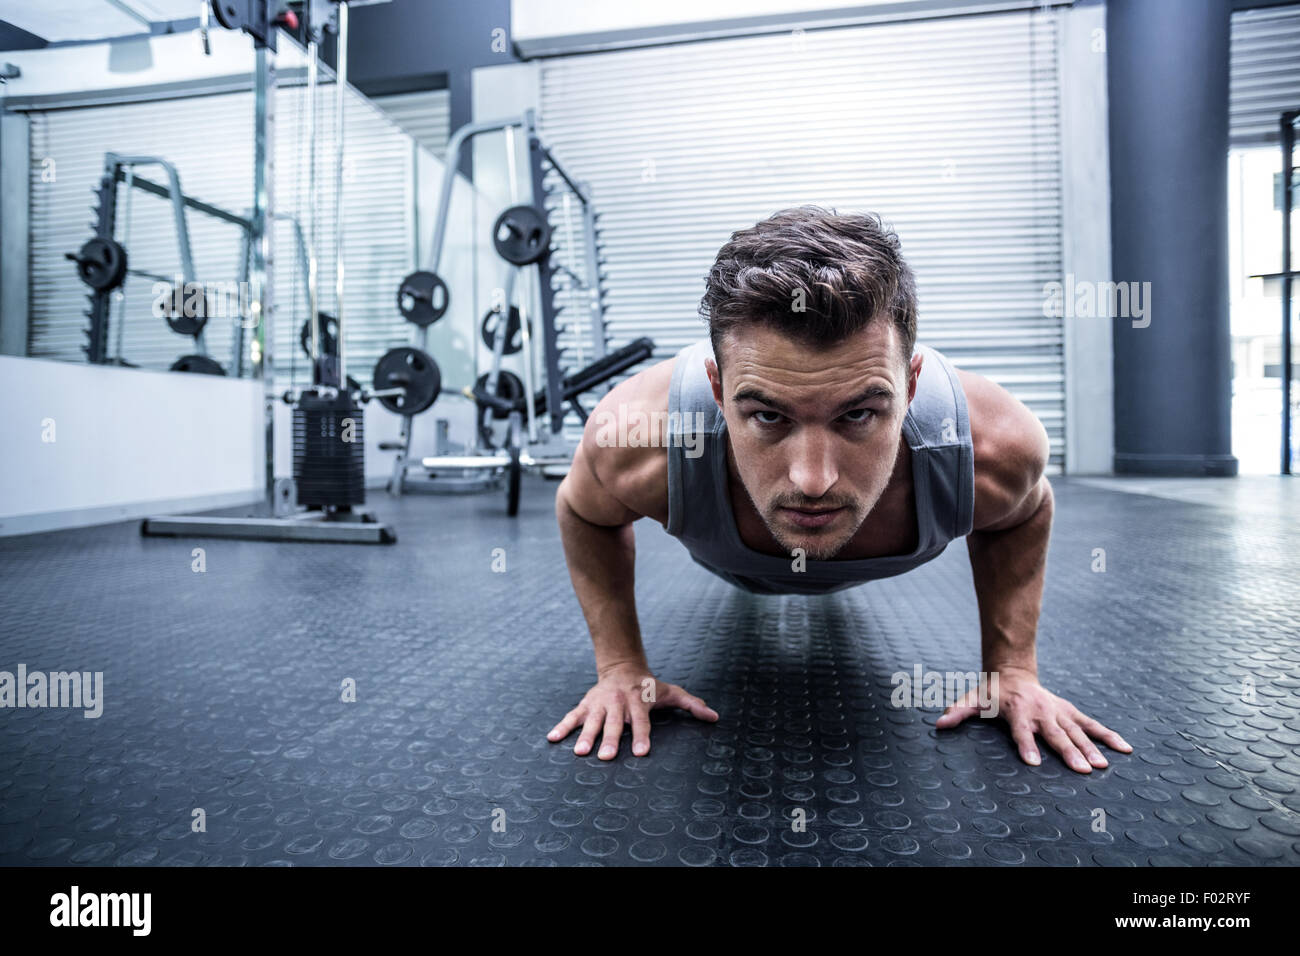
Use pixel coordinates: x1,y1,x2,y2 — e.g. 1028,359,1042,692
699,205,917,374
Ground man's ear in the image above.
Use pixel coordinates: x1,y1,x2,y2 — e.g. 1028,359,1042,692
906,351,923,405
706,358,725,412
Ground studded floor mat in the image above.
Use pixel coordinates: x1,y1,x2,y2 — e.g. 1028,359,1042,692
1,477,1297,866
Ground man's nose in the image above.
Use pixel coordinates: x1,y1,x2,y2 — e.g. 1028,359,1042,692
787,429,838,499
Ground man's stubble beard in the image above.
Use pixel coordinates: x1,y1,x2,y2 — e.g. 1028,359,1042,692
737,434,902,562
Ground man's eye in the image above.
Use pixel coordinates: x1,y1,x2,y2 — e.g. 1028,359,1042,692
753,410,784,425
842,408,877,424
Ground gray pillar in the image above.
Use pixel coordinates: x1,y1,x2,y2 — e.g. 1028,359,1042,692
1107,0,1237,476
0,112,30,357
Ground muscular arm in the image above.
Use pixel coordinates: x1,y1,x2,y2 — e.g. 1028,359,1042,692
959,368,1054,678
549,360,717,759
941,368,1130,771
966,477,1053,677
553,422,649,677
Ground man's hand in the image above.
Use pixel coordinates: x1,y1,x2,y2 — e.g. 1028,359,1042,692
546,660,718,760
936,667,1132,773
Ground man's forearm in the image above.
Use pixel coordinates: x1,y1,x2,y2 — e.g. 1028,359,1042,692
965,479,1054,676
555,493,647,674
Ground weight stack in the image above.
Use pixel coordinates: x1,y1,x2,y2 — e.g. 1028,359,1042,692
293,392,366,509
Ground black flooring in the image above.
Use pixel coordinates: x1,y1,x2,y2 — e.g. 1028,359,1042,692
1,477,1298,866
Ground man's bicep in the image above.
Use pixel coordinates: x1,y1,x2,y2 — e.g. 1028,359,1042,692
959,368,1050,532
559,436,640,527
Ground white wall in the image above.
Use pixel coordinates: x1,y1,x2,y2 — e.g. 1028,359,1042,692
0,27,285,99
0,354,262,535
0,352,459,536
511,0,1048,55
513,0,890,39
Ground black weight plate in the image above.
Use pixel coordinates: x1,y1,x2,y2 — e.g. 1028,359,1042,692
475,370,525,421
211,2,241,30
492,205,551,266
300,313,338,358
480,306,531,356
372,346,441,415
73,237,128,292
397,270,449,327
506,445,521,516
170,354,225,376
162,283,211,337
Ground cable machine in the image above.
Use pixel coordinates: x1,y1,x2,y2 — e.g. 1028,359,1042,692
142,0,402,543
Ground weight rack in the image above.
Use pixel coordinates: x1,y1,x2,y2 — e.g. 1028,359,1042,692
385,109,607,500
68,152,254,371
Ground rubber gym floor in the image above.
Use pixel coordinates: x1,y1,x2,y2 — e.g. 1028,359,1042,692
1,475,1298,867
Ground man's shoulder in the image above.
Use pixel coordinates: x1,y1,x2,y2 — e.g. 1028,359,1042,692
578,354,679,525
952,365,1050,531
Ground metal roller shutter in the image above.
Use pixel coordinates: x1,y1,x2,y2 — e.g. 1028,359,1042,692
1230,4,1300,148
538,8,1066,466
24,79,417,385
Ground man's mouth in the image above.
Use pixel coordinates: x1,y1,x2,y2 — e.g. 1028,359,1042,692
779,506,845,529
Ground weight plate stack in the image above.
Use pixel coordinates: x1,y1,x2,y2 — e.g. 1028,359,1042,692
293,391,366,509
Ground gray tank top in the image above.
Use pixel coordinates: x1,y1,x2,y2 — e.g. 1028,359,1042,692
666,338,974,595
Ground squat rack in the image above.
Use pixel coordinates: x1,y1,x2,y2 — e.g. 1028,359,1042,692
386,108,607,496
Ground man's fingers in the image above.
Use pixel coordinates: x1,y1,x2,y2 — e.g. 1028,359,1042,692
628,705,652,757
1071,708,1133,753
657,685,719,721
1010,721,1041,766
547,707,584,743
598,702,625,760
935,704,979,729
1040,720,1092,773
1062,718,1108,768
574,707,605,757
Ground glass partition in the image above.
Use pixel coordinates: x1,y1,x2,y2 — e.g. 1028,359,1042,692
5,26,495,398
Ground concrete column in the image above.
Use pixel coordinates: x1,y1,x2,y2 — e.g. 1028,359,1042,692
1107,0,1238,475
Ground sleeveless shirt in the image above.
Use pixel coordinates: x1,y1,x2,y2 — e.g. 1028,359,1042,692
664,338,974,595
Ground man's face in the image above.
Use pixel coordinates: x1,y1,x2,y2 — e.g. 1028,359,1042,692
707,321,921,561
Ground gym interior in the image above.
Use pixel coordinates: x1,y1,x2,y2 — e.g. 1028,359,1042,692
0,0,1298,883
